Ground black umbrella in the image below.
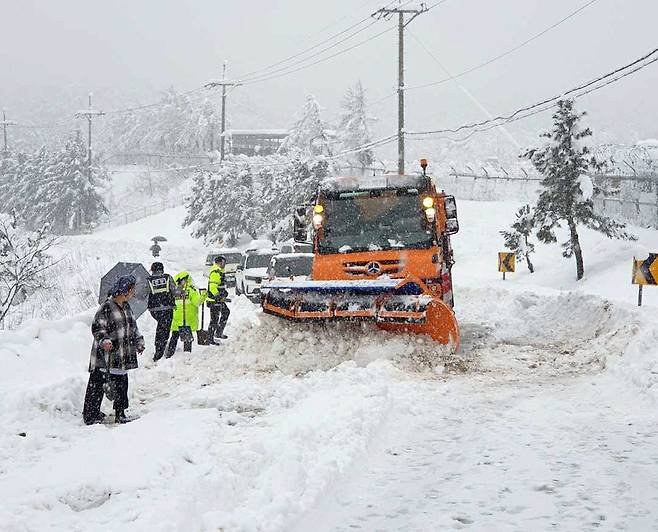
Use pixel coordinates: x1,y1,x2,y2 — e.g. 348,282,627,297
98,262,151,318
151,236,168,242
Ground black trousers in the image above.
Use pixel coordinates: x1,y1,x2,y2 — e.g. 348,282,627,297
208,303,230,339
150,309,173,361
166,330,192,357
82,369,129,425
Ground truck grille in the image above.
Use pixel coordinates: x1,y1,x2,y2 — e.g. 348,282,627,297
343,259,403,276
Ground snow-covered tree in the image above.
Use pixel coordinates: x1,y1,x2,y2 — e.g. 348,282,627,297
0,138,107,234
33,136,108,233
336,81,374,171
184,161,261,245
280,95,330,157
185,152,332,244
103,89,220,155
0,211,56,324
500,204,536,273
524,99,635,280
265,156,330,241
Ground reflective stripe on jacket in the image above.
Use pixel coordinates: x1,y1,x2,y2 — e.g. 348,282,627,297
207,264,226,303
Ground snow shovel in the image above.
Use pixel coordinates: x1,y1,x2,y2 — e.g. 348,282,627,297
178,289,194,345
197,293,210,345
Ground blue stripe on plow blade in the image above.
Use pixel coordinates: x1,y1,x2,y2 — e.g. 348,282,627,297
262,279,422,296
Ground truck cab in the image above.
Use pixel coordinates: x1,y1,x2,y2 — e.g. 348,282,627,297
305,172,459,307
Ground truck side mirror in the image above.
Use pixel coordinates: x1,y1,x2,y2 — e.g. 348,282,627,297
444,196,459,235
293,205,310,243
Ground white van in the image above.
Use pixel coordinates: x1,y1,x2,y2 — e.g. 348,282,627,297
235,248,279,302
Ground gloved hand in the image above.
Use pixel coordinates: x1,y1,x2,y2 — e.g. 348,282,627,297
135,339,146,354
101,339,113,352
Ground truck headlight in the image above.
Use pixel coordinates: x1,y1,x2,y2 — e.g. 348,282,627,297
312,213,324,229
425,207,436,222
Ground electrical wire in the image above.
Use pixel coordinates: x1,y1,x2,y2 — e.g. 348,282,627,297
406,48,658,138
107,133,398,175
406,0,602,92
13,118,77,130
237,25,397,86
103,87,209,116
236,0,449,86
233,0,412,84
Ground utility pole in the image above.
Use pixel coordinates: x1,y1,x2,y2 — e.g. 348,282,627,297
373,2,428,174
205,61,240,162
74,93,105,167
1,109,17,155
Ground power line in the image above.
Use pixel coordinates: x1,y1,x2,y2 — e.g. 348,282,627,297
108,133,398,175
237,20,376,83
13,118,77,130
406,47,658,138
103,86,208,116
406,0,602,92
409,30,522,149
235,0,408,83
238,25,396,87
236,0,450,87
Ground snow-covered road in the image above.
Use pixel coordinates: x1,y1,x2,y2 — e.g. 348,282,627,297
2,201,658,531
294,373,658,531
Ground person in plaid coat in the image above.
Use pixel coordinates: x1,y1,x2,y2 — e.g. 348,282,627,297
82,275,145,425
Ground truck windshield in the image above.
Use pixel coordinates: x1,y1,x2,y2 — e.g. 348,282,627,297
318,190,433,254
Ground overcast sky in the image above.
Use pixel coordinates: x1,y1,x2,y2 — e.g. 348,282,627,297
1,0,656,158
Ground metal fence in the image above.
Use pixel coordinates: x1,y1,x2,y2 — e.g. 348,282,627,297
99,196,186,229
434,170,658,229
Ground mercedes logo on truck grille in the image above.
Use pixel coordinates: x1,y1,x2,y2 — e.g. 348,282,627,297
366,262,381,276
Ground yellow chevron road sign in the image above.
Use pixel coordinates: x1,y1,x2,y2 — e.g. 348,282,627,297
632,254,658,285
498,252,515,273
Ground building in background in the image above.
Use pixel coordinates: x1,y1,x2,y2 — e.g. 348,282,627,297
222,129,288,157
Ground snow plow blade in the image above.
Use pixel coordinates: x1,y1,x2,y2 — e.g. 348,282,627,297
261,277,459,349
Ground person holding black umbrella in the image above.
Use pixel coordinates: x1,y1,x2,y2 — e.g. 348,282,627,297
82,274,145,425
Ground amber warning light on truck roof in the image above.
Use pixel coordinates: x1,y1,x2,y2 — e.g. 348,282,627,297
420,159,428,176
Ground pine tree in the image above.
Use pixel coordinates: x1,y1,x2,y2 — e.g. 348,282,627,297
500,204,536,273
336,81,374,171
280,95,330,157
524,99,635,280
34,136,108,233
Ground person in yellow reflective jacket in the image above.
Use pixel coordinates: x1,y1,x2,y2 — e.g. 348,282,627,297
207,256,231,343
166,271,206,357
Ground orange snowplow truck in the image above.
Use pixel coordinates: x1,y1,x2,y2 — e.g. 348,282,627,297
262,160,460,349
